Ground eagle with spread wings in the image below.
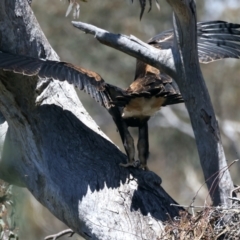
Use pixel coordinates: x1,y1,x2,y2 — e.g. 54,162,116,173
0,21,240,169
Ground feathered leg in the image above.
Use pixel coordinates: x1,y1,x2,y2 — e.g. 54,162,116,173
137,122,149,170
109,107,138,167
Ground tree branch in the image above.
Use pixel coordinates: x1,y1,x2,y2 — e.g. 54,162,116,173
44,229,74,240
72,21,177,79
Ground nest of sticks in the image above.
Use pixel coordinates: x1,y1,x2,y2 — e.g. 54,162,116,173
159,186,240,240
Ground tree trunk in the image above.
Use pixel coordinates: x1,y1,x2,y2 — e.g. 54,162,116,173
167,0,233,206
0,1,181,239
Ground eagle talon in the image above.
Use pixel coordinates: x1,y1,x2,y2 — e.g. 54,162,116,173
120,159,140,168
120,160,149,170
140,165,149,171
132,159,140,167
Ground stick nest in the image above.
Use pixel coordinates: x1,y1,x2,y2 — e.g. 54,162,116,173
159,201,240,240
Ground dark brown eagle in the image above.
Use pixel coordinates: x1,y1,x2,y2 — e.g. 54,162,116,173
0,21,240,169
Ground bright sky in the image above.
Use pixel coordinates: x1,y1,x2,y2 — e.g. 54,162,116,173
204,0,240,17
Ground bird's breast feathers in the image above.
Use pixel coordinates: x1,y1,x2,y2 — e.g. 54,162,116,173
122,97,165,118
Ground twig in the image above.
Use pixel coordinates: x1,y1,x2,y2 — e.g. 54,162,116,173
171,160,238,210
44,229,75,240
230,185,240,198
170,203,240,210
215,228,228,239
206,159,239,205
228,197,240,203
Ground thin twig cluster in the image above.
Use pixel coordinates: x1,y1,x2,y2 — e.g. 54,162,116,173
159,201,240,240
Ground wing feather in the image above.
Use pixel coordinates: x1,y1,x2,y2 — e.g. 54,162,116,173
194,21,240,62
148,20,240,63
72,70,83,90
0,52,124,109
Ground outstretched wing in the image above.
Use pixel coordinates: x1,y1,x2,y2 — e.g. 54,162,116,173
196,21,240,63
149,20,240,63
0,52,125,109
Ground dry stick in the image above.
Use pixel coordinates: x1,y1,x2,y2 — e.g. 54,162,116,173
205,159,239,206
170,204,240,210
191,159,238,208
215,229,229,240
228,197,240,203
230,185,240,198
171,160,239,212
44,229,74,240
188,170,225,209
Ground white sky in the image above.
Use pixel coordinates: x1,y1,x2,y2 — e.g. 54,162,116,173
204,0,240,17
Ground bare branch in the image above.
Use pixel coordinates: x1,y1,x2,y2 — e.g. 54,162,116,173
72,21,177,79
45,229,74,240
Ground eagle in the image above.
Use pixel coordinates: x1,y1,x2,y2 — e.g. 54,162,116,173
0,21,240,169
